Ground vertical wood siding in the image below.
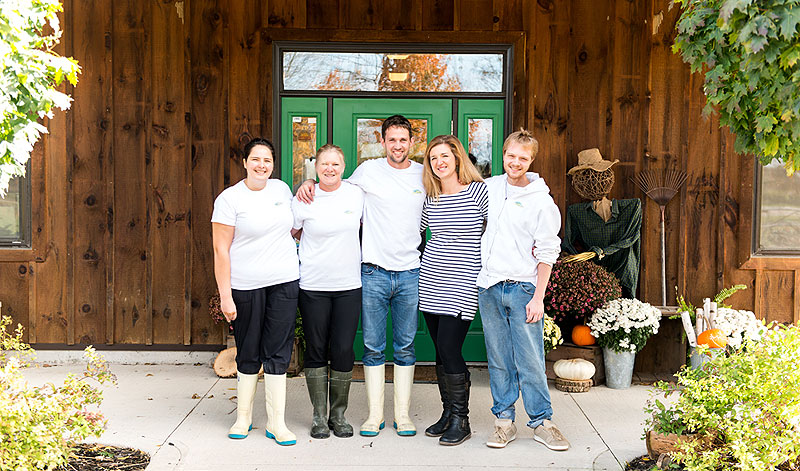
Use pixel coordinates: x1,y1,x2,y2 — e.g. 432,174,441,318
1,0,795,356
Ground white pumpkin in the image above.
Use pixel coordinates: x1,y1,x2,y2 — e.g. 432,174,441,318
553,358,595,381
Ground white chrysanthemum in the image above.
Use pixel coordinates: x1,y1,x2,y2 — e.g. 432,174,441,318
714,307,765,348
588,298,661,351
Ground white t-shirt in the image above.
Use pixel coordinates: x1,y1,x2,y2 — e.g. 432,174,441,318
211,179,299,290
292,182,364,291
348,158,426,271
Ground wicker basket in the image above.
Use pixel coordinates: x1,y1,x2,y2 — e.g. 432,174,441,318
555,377,592,393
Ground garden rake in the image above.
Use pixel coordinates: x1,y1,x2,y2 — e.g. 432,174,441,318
633,169,688,306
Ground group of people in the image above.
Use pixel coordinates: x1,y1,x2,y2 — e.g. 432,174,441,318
211,115,569,451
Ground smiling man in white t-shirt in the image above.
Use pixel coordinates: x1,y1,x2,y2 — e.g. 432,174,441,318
297,115,426,438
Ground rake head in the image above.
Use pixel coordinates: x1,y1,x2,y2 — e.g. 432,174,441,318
632,169,688,206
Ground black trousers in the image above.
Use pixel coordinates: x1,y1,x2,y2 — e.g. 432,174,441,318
231,280,299,375
423,312,472,375
299,288,361,372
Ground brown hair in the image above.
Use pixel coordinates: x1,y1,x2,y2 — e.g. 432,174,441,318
502,128,539,160
422,135,483,199
381,114,412,139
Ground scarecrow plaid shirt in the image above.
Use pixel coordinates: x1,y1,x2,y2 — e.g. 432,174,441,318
562,198,642,298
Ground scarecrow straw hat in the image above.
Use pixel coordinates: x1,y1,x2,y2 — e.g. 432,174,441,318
567,148,619,175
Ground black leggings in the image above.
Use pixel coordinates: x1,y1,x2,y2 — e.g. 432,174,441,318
423,312,472,374
231,280,299,375
299,288,361,372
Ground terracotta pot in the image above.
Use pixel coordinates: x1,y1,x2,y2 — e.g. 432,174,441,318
645,430,699,459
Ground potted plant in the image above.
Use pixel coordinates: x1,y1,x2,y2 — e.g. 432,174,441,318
643,397,697,459
675,284,764,368
642,324,800,470
544,260,622,330
588,298,661,389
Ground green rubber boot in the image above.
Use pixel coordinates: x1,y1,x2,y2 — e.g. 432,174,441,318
328,369,354,438
305,366,330,439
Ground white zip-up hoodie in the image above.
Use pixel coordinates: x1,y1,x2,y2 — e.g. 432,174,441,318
477,172,562,289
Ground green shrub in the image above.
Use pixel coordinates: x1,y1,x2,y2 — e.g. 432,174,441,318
644,323,800,471
0,316,116,471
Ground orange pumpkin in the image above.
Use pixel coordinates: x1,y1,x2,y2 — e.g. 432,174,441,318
696,329,728,349
572,325,596,346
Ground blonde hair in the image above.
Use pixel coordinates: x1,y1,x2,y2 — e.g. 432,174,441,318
422,135,483,199
502,128,539,159
314,143,345,166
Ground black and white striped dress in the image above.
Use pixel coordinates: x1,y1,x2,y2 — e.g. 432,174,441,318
419,181,489,320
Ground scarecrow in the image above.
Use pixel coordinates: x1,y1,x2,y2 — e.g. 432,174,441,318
562,148,642,298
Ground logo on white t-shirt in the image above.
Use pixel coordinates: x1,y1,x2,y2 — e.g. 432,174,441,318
413,189,422,194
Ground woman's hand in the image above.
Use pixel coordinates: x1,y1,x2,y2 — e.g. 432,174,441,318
525,296,545,324
295,179,316,204
221,297,237,322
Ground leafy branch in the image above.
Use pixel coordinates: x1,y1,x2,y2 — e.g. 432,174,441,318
673,0,800,174
1,0,80,195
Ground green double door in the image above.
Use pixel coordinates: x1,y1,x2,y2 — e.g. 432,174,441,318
281,97,504,362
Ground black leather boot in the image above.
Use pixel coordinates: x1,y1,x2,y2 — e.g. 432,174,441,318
425,365,451,437
439,372,471,446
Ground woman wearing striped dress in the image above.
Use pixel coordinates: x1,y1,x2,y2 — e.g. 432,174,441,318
419,134,488,446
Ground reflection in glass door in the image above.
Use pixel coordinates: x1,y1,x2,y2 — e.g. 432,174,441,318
332,98,451,177
280,97,328,189
354,117,430,166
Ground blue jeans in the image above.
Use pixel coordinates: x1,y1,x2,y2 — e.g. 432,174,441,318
360,263,419,367
478,281,552,429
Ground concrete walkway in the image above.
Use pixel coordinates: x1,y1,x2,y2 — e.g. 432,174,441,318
24,363,654,471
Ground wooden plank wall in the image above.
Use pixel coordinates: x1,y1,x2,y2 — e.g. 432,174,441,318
0,0,796,353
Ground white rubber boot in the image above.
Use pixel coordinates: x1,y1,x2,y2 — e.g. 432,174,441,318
264,373,296,446
393,364,416,436
228,372,258,439
359,364,385,436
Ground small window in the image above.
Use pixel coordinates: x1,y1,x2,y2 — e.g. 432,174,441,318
467,118,493,178
283,52,504,93
0,170,31,247
754,159,800,254
291,116,319,188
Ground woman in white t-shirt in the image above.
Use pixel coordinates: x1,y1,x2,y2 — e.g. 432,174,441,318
212,138,299,446
291,144,364,440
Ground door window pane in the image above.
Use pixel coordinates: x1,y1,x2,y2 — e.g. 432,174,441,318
292,117,318,188
468,118,493,178
284,52,503,93
758,160,800,252
356,118,428,166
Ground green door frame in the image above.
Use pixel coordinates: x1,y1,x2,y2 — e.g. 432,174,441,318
280,97,328,186
331,98,451,362
457,99,505,177
279,96,506,363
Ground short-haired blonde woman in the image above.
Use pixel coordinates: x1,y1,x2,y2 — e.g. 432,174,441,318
419,135,488,446
477,129,569,451
291,144,364,440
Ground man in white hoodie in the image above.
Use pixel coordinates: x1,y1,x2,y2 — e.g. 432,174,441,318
477,129,570,451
